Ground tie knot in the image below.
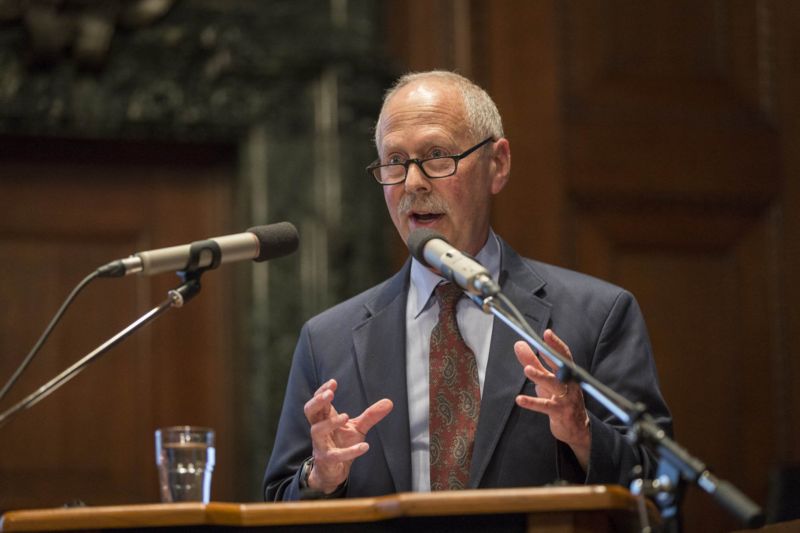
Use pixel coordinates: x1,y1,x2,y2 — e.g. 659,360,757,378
435,282,463,311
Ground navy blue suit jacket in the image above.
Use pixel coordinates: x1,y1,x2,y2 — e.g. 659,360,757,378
264,237,672,500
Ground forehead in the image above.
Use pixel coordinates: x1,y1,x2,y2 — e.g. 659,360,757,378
378,81,467,150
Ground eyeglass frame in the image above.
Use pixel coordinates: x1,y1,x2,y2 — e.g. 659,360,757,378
367,136,495,185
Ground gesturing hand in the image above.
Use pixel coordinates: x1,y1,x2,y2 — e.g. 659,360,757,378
514,329,591,470
303,379,393,494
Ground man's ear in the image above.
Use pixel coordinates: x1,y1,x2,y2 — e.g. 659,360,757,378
490,138,511,195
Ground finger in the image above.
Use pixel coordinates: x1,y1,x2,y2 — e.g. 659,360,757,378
312,378,338,397
315,381,338,419
514,341,549,374
309,379,338,420
309,412,350,444
513,340,536,365
544,329,574,362
516,341,560,391
316,441,370,465
522,363,565,395
516,340,568,402
351,399,393,435
304,388,337,424
515,394,555,415
532,330,571,373
514,341,552,374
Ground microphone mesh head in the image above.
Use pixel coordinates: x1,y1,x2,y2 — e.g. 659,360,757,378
407,228,446,267
247,222,299,261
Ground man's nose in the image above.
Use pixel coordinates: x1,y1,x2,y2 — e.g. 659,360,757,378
404,161,431,193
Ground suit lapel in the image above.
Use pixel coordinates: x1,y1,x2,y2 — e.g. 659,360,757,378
352,262,412,493
469,239,551,487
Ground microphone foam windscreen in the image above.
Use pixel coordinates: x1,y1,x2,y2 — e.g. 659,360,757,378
248,222,299,261
407,228,446,267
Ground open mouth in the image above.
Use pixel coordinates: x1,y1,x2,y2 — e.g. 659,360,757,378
411,213,443,225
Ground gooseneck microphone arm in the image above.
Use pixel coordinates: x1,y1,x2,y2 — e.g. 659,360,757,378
470,276,765,530
406,228,764,529
0,222,300,429
0,270,101,404
0,277,200,430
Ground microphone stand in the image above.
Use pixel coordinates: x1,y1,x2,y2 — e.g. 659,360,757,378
0,219,239,432
0,277,201,430
468,291,765,531
0,239,223,429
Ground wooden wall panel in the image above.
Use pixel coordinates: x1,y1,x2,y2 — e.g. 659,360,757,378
0,140,237,510
561,1,783,529
0,236,147,507
775,0,800,470
563,0,779,204
574,205,777,531
385,0,474,76
483,0,566,265
387,0,799,528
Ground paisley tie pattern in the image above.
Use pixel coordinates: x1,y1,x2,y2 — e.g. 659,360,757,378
429,282,481,490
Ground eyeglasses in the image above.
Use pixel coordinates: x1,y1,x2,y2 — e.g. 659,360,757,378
367,137,494,185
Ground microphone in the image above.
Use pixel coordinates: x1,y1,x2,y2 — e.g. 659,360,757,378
98,222,299,278
407,228,500,297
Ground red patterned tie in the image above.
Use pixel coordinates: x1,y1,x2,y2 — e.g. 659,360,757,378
429,282,481,490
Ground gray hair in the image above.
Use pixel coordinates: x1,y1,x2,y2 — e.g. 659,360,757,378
374,70,504,148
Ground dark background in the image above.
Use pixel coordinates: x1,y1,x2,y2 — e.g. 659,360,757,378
1,2,798,531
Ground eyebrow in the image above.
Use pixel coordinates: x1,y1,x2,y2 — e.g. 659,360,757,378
382,138,458,155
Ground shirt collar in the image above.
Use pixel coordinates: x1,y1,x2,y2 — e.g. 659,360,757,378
409,228,502,318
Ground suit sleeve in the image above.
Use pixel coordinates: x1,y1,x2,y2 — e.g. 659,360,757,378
263,323,319,501
559,290,673,486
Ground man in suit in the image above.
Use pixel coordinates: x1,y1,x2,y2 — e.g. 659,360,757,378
264,70,672,500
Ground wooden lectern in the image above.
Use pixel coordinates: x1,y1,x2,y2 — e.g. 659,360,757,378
0,485,658,532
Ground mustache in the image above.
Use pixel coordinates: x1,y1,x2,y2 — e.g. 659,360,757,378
397,192,449,217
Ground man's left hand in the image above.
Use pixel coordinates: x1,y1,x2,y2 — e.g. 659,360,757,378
514,329,591,471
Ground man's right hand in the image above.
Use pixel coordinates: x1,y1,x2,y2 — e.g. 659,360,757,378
303,379,393,494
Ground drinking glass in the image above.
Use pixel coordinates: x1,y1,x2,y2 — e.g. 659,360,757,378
155,426,215,503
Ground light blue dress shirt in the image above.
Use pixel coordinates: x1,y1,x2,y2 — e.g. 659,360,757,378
405,229,502,492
